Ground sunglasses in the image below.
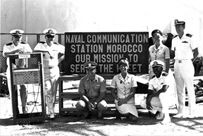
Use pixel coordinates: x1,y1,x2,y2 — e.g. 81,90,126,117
86,68,96,71
46,35,54,38
13,35,22,38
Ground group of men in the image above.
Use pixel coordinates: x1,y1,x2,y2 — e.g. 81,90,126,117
75,19,199,124
3,18,200,123
142,19,199,123
3,28,65,119
76,19,199,124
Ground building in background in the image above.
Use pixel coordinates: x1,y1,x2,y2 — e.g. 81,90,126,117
1,0,203,48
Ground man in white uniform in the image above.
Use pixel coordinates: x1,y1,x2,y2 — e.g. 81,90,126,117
171,19,199,118
140,60,175,124
3,29,32,113
34,28,65,119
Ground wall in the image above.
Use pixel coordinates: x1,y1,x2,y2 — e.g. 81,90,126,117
1,0,203,55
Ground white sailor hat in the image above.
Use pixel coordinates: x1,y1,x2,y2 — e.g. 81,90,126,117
174,19,185,26
10,29,24,36
43,28,57,36
150,60,164,68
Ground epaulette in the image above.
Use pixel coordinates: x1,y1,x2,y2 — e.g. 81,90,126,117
20,41,26,44
186,33,192,37
38,41,46,44
6,42,12,46
162,72,168,76
173,35,178,38
54,42,59,45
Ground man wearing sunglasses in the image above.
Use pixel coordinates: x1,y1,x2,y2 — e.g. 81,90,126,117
76,61,107,119
34,28,65,119
3,29,32,114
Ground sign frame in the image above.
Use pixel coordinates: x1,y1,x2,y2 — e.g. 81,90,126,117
63,32,149,75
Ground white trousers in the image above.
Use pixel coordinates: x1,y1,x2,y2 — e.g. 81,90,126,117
174,60,196,114
140,93,171,115
140,71,177,114
6,64,27,111
44,67,59,115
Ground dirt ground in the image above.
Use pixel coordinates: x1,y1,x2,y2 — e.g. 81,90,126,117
0,97,203,136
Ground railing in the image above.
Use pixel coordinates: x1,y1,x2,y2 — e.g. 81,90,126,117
0,33,65,44
0,33,65,73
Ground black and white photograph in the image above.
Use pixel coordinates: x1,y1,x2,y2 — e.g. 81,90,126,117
0,0,203,135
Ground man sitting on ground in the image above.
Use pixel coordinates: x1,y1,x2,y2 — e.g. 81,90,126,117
140,60,176,124
76,61,107,119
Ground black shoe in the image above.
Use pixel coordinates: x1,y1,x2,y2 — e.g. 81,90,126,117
115,110,121,120
131,116,138,122
127,113,137,121
97,115,103,120
85,113,92,119
17,108,19,115
156,112,165,120
148,111,155,117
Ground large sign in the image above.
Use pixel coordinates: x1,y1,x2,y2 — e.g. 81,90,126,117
64,32,149,75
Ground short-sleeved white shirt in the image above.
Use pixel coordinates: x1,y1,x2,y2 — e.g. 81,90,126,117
111,73,137,103
3,41,32,65
171,33,197,60
149,44,170,61
148,74,169,92
34,42,65,68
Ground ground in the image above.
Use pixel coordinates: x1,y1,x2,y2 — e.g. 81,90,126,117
0,97,203,136
1,71,203,136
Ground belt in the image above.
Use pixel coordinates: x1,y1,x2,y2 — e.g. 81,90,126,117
176,59,191,63
178,60,183,63
45,67,55,69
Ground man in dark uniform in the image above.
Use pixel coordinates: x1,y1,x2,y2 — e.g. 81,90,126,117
76,61,107,119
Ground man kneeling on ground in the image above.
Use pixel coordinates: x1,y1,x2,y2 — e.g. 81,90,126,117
76,61,107,119
140,60,173,124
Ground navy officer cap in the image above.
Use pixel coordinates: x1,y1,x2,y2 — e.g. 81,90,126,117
174,19,185,26
151,60,164,68
151,29,162,37
43,28,57,36
84,61,97,69
10,29,24,36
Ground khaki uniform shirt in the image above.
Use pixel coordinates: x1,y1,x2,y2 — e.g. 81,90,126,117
111,73,137,103
149,44,170,71
78,74,106,99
